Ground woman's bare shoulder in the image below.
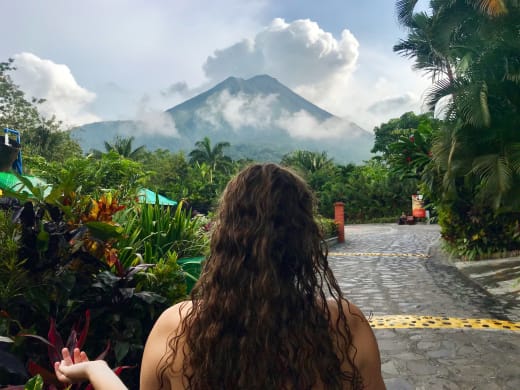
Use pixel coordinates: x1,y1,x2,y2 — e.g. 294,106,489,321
326,298,367,325
326,298,386,389
157,301,193,327
140,301,193,389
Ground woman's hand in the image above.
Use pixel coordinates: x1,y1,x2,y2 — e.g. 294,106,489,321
54,348,128,389
54,347,92,383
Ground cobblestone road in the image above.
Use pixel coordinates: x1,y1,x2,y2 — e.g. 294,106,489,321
329,224,520,390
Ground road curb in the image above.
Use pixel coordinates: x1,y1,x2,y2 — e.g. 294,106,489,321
427,238,520,321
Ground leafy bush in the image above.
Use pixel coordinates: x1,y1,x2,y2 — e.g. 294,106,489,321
316,216,337,239
0,178,208,388
439,204,520,260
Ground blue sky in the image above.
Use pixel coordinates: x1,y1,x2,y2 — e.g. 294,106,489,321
1,0,432,132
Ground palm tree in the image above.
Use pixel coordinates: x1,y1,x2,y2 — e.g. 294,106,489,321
393,10,455,84
281,150,333,175
104,136,146,160
396,0,520,209
188,137,232,173
91,136,146,160
396,0,520,256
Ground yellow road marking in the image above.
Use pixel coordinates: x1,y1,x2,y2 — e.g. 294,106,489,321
368,315,520,331
329,252,430,259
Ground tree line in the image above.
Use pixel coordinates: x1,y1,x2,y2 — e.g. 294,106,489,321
2,0,519,259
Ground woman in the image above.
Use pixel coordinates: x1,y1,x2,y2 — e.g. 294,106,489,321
55,163,385,389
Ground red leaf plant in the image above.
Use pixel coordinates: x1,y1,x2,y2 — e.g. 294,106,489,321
21,310,132,389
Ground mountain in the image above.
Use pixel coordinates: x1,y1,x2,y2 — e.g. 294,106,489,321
71,75,374,164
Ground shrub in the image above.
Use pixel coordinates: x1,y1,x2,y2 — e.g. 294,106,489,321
0,182,208,388
439,204,520,260
316,216,337,239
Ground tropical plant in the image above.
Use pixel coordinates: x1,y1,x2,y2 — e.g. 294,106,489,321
92,136,147,161
114,200,208,267
315,216,337,239
386,116,437,180
395,0,520,257
140,149,190,197
27,152,146,200
281,150,334,174
0,177,199,388
188,136,232,173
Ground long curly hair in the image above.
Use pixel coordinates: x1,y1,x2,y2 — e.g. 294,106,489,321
161,163,362,389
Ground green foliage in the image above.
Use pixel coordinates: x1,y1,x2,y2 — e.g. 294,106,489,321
438,204,520,260
24,374,44,390
140,149,190,196
281,150,334,174
177,256,205,294
137,253,187,304
0,210,27,309
0,59,43,136
135,138,240,214
386,116,438,180
0,174,205,387
280,150,413,222
23,126,82,165
114,199,209,268
315,216,337,239
27,152,146,199
341,160,416,222
189,136,233,173
91,135,147,161
372,112,437,158
0,59,82,165
395,0,520,257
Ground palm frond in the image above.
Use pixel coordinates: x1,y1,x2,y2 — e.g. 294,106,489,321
396,0,420,26
455,81,491,128
504,56,520,83
425,78,456,111
472,153,512,207
508,143,520,174
472,0,508,16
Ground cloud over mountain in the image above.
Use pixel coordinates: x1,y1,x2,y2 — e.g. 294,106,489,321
203,18,359,89
195,90,279,130
11,53,100,126
72,75,374,164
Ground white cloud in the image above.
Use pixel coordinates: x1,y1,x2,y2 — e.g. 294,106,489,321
198,17,432,131
367,92,418,114
196,90,279,130
203,18,359,88
161,82,189,97
2,6,434,134
276,111,362,140
10,52,100,126
328,50,432,130
193,89,364,140
134,95,180,137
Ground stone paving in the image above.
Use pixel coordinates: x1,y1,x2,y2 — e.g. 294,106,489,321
328,224,520,390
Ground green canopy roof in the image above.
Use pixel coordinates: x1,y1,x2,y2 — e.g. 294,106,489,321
0,174,177,207
137,188,177,206
0,172,51,196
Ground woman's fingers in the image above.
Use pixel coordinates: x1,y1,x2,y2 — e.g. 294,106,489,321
54,361,68,382
79,350,89,362
61,348,73,365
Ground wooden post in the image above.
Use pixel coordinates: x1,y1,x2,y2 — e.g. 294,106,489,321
334,202,345,243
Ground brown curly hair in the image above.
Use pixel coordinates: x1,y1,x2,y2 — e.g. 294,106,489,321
161,163,362,389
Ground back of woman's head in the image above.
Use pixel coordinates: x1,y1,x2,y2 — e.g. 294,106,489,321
166,163,361,389
210,163,321,289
